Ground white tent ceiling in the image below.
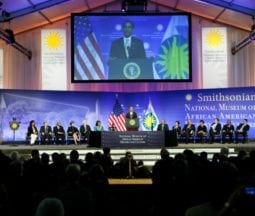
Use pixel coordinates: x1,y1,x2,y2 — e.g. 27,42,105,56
0,0,254,34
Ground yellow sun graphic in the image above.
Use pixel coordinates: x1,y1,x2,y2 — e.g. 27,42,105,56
206,30,223,48
44,31,63,50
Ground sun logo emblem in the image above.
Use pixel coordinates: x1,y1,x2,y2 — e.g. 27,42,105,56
143,113,158,130
155,36,189,79
44,31,63,50
206,30,223,48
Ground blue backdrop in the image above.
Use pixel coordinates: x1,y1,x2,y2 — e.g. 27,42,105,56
0,87,254,141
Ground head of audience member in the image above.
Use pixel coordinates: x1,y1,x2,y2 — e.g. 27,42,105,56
70,150,79,163
56,121,61,126
41,153,50,165
220,147,229,158
95,120,101,127
51,152,60,164
35,197,64,216
43,121,48,127
31,149,40,160
122,20,134,38
200,151,208,161
103,147,111,156
125,151,133,160
160,148,170,160
65,163,81,183
10,151,20,161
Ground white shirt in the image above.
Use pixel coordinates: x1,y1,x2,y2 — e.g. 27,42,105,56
124,37,131,58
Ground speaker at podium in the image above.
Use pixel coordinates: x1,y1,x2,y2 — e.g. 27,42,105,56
125,118,139,131
108,58,154,80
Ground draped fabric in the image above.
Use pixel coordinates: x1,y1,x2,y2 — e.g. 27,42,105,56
1,16,254,92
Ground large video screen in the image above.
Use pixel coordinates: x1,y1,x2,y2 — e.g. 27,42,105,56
71,13,192,82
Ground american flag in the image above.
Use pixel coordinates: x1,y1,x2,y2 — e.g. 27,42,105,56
74,16,105,80
108,98,126,131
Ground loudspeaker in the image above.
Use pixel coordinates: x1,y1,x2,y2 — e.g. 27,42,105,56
89,131,101,147
165,130,178,147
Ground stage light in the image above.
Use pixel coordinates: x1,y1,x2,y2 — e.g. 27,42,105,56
5,29,15,44
231,17,255,55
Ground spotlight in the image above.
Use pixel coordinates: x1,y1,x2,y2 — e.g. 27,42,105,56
5,29,15,44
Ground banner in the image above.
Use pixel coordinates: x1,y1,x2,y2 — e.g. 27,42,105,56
202,27,228,88
0,49,3,88
41,29,66,90
0,87,255,141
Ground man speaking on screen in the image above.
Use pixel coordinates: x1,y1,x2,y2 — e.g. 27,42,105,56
109,20,146,60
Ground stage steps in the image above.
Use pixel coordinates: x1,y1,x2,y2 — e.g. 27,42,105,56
2,143,251,167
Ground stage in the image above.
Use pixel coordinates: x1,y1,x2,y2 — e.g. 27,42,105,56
1,142,254,167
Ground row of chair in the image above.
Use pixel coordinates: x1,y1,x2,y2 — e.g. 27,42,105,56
26,133,89,145
177,131,249,144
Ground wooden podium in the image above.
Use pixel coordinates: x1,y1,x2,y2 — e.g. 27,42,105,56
125,118,139,131
108,58,153,80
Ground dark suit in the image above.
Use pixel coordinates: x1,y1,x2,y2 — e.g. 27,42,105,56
209,123,222,143
197,125,207,143
109,37,146,59
222,123,234,143
80,124,91,143
235,123,250,143
157,123,169,131
53,125,65,145
27,126,38,137
172,126,181,136
126,111,138,119
181,124,195,143
40,125,52,145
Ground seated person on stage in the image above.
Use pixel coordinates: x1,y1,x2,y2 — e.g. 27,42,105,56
209,118,222,143
67,121,79,145
172,120,181,137
94,120,104,131
40,121,52,145
222,119,234,144
53,121,66,145
235,119,250,143
181,119,195,144
79,120,91,144
27,120,38,145
197,120,207,143
157,119,169,131
109,122,117,131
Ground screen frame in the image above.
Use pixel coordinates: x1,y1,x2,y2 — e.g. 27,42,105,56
71,12,192,83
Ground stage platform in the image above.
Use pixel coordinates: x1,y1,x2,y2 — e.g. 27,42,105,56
1,142,254,167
